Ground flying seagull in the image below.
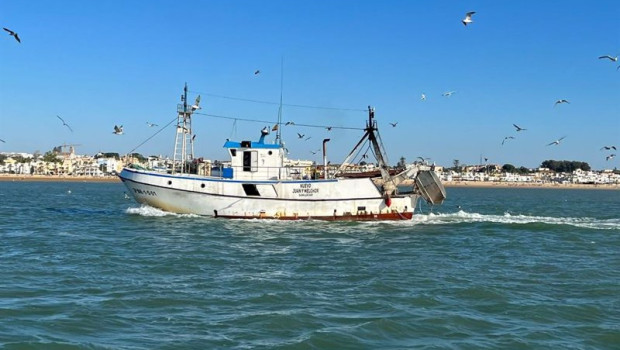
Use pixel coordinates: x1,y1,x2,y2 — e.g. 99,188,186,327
421,93,426,101
462,11,476,26
297,133,305,139
554,99,570,106
601,145,617,151
285,121,295,126
3,28,20,43
326,126,332,131
191,95,201,110
254,70,260,75
389,122,398,127
598,55,618,62
607,154,616,161
547,136,566,146
310,149,320,155
513,124,527,132
442,91,456,97
0,138,5,143
113,125,124,135
502,136,515,145
56,115,73,132
146,122,158,127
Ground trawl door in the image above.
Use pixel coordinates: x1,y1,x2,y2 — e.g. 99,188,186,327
243,151,258,172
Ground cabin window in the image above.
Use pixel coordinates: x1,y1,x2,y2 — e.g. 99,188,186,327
268,151,273,155
242,184,260,196
230,149,237,157
243,151,258,172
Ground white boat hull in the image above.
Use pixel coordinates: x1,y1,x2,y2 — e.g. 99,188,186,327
119,168,419,220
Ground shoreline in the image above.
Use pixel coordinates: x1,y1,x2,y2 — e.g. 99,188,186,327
0,174,618,190
0,175,121,183
442,180,620,190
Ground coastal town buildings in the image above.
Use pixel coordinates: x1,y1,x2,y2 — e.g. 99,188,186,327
1,149,618,185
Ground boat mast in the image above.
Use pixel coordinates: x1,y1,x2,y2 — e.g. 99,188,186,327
335,106,397,196
173,83,195,174
365,106,393,191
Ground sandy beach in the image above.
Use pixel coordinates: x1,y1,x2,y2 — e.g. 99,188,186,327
1,174,618,189
0,174,121,183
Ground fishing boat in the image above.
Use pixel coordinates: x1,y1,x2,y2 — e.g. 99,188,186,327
119,85,445,220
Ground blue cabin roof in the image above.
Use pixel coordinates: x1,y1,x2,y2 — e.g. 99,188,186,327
223,140,281,149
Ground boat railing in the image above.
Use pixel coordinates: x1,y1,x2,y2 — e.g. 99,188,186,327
209,164,329,180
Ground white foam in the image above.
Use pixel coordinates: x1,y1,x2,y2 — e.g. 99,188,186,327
125,205,199,218
411,210,620,230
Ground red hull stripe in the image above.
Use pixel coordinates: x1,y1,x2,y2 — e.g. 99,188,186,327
214,212,413,221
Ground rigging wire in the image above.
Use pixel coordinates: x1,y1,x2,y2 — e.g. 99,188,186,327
127,117,177,155
188,90,367,112
124,107,366,155
194,111,364,131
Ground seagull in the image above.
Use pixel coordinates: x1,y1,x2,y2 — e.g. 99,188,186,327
417,156,430,164
326,126,332,131
601,145,617,151
389,122,398,127
547,136,566,146
57,115,73,132
113,125,124,135
305,136,312,141
599,55,618,62
254,70,260,75
484,157,489,162
0,138,5,143
513,124,527,132
310,149,320,155
502,136,515,145
285,121,295,126
191,95,201,110
421,93,426,101
146,122,158,127
192,134,196,141
3,28,20,43
462,11,476,26
554,99,570,106
607,154,616,161
297,133,305,139
442,91,456,97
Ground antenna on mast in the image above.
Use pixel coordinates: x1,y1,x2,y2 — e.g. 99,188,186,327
275,56,284,145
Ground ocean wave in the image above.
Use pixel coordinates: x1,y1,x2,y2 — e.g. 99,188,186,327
412,210,620,230
125,205,200,218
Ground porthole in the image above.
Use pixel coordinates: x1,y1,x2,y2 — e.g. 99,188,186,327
201,183,205,188
168,180,172,185
268,151,273,155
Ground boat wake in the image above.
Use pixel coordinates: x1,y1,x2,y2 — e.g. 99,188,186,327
125,205,200,218
124,205,618,230
412,210,620,230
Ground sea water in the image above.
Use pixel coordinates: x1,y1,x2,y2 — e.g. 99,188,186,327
1,182,619,349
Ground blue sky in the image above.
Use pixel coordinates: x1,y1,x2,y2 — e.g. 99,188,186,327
1,0,618,170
